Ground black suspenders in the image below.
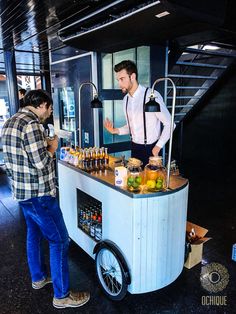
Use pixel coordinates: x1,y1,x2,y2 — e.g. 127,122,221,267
125,87,149,145
143,87,148,145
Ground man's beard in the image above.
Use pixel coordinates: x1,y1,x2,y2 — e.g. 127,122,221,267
122,81,133,94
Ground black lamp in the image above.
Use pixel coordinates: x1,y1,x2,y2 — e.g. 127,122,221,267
145,94,161,112
91,94,102,108
145,77,177,190
78,82,102,147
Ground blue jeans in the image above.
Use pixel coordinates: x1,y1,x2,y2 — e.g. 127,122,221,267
19,195,70,298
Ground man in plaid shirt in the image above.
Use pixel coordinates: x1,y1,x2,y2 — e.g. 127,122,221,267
2,90,90,309
2,95,56,200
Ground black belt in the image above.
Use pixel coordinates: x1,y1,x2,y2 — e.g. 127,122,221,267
131,140,158,147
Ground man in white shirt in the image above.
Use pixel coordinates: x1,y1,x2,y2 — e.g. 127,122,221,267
104,60,172,166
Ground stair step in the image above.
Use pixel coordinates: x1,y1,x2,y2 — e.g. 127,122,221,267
184,47,236,58
168,86,208,89
167,96,201,99
168,46,232,124
176,61,227,69
175,113,186,116
169,74,218,79
167,105,193,108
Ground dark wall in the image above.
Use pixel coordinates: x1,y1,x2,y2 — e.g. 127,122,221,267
174,68,236,177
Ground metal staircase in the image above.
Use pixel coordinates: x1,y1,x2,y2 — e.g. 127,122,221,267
167,45,236,123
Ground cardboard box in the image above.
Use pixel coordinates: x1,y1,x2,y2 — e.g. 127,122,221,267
184,221,211,269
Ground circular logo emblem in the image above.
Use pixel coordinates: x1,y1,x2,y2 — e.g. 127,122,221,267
200,263,229,293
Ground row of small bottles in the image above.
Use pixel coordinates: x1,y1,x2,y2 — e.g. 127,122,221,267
78,203,102,241
61,146,109,172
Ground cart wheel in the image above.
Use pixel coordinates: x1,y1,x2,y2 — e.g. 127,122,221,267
95,247,128,301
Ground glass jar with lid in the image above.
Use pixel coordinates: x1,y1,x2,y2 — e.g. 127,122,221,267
126,158,143,192
144,156,166,191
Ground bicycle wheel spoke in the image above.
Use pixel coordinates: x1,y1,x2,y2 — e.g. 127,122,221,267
105,274,111,289
100,256,108,271
96,248,127,298
112,278,121,292
109,275,115,293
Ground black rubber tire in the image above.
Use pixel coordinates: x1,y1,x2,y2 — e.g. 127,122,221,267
95,247,128,301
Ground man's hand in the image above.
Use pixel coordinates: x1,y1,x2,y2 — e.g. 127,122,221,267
47,135,58,155
152,145,161,156
104,118,119,135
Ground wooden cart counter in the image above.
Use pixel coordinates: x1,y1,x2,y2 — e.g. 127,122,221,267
58,160,188,198
58,160,189,295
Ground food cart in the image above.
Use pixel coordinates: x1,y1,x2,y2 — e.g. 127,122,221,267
58,160,188,300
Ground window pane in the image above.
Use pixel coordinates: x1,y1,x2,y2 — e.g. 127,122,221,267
113,100,129,143
103,100,113,144
113,48,135,89
103,100,129,144
112,151,131,160
137,46,150,86
0,74,10,164
0,75,10,120
102,54,113,89
15,51,41,73
35,76,42,89
0,53,5,71
58,87,75,131
17,75,42,90
114,100,125,126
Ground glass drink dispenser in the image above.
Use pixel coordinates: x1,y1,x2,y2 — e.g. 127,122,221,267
144,156,166,191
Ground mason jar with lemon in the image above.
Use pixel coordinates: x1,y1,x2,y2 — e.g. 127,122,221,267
126,158,143,192
144,156,166,191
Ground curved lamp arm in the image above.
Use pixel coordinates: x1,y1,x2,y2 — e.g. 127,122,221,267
150,77,176,190
78,81,99,147
79,81,99,96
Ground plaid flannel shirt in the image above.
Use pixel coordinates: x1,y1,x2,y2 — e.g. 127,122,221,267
2,107,56,200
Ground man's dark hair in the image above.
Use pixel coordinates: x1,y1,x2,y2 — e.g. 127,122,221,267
19,88,26,96
24,89,53,109
114,60,138,81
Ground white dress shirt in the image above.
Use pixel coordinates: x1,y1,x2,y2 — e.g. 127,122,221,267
118,84,172,148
